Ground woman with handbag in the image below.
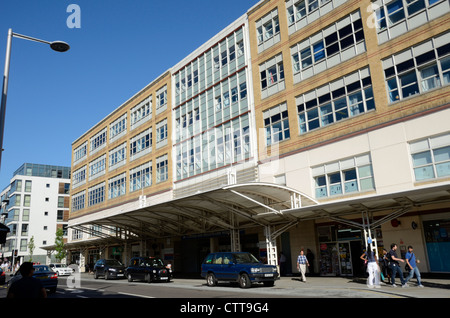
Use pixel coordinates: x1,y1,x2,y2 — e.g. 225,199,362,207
360,245,380,288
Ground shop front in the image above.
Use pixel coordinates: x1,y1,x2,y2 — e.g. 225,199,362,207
317,225,376,277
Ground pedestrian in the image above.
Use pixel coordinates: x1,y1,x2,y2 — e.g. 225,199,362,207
7,262,47,298
360,245,380,288
388,243,407,288
296,249,309,282
405,245,424,288
379,249,389,283
306,249,315,275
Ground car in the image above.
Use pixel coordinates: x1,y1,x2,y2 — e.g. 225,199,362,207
0,268,5,285
49,263,73,276
93,259,126,280
125,257,172,283
8,264,58,293
201,252,279,288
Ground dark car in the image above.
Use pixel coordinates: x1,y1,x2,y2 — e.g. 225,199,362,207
201,252,279,288
8,265,58,293
93,259,125,280
125,257,172,283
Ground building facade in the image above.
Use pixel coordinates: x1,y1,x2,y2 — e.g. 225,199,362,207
67,0,450,276
0,163,71,265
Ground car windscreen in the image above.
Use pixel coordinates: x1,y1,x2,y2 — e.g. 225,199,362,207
142,258,164,267
105,260,122,266
34,265,50,272
233,253,260,264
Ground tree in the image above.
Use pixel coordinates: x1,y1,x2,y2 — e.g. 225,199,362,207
28,236,35,262
55,228,67,262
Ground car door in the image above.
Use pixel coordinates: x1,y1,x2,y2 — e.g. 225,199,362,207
222,253,238,280
97,260,105,276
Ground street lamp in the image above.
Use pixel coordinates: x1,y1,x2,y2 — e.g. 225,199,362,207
0,28,70,169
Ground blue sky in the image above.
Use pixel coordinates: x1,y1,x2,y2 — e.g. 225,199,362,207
0,0,258,188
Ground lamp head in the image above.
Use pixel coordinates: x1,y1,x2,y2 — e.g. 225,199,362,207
50,41,70,52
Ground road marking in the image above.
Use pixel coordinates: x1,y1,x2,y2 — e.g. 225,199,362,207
117,291,155,298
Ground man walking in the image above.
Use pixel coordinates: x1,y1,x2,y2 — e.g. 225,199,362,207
297,249,309,282
405,245,424,287
388,243,408,288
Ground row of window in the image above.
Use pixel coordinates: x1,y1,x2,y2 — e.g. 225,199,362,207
73,121,168,188
305,131,450,199
7,209,66,224
175,70,249,144
72,157,168,211
174,27,246,107
73,85,168,165
175,114,251,181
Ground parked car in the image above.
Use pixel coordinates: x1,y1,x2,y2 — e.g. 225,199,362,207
8,264,58,293
93,259,126,279
0,268,5,285
125,257,172,283
49,263,73,276
201,252,279,288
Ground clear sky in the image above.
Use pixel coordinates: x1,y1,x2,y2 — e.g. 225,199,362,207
0,0,258,188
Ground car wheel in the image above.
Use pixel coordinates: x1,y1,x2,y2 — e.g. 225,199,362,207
104,271,109,280
239,273,251,289
206,273,217,287
127,273,133,282
94,271,98,279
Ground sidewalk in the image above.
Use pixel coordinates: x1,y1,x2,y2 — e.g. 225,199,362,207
77,272,450,298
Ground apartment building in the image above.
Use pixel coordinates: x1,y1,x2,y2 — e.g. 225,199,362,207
67,0,450,275
0,163,71,265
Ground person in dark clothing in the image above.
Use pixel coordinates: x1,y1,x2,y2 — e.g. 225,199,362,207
306,249,315,275
7,262,47,298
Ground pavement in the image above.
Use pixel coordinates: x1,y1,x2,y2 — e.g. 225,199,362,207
76,272,450,298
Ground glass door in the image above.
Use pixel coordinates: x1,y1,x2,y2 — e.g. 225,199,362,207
338,242,353,276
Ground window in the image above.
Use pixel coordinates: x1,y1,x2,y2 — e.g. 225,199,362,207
110,113,127,142
90,128,107,154
256,9,280,52
260,54,285,98
297,68,374,134
291,11,365,83
156,119,168,148
410,133,450,181
373,0,450,44
88,183,105,207
108,173,126,199
382,32,450,102
130,127,152,161
24,180,32,192
263,103,290,146
156,85,168,114
109,142,127,170
23,195,31,207
286,0,348,35
22,209,29,222
57,210,64,221
72,166,86,188
130,96,152,130
89,154,106,180
73,142,87,163
312,154,375,198
156,154,168,183
129,161,152,192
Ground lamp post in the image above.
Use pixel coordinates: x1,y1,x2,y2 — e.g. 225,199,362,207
0,28,70,169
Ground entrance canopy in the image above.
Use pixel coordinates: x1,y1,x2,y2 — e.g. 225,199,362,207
279,183,450,230
68,183,318,242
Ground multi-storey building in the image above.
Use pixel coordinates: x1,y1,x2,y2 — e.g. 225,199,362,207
67,0,450,276
0,163,71,265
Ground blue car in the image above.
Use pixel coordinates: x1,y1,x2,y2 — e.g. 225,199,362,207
201,252,279,288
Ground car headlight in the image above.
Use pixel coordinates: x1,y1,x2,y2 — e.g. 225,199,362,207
251,268,262,273
109,268,117,272
153,270,157,274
